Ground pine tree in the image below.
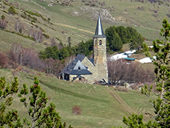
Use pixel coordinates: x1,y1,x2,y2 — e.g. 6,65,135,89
0,77,22,127
122,19,170,127
18,77,71,128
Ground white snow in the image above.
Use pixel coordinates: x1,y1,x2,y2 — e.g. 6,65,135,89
109,53,128,60
139,56,156,63
109,48,156,63
124,50,136,54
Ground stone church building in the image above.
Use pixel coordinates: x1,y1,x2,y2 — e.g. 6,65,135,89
61,15,108,84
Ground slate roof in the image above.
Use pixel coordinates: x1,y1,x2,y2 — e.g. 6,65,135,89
62,54,92,75
93,14,106,38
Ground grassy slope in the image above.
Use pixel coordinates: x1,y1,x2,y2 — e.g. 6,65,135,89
0,68,155,128
0,1,161,127
1,0,170,52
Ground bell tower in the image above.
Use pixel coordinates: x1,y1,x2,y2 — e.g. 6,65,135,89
93,14,108,83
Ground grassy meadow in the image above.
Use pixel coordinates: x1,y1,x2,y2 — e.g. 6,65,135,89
0,0,169,52
0,68,156,128
0,0,165,127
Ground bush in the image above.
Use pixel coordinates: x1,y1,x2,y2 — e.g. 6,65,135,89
0,19,7,29
72,105,81,115
1,15,5,20
0,52,8,68
8,6,17,15
43,33,50,38
115,86,128,92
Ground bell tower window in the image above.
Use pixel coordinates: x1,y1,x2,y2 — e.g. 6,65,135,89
99,40,102,45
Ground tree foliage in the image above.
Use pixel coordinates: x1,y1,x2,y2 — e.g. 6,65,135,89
8,6,17,15
129,33,144,51
105,26,143,52
0,76,72,127
122,19,170,128
39,39,93,61
18,77,69,128
0,77,21,127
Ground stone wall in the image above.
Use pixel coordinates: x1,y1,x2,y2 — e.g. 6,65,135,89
93,37,108,83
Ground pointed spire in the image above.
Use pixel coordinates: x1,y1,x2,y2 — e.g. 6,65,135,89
93,14,106,38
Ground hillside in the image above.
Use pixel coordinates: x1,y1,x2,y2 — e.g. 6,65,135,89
0,68,156,128
1,0,170,52
0,0,164,127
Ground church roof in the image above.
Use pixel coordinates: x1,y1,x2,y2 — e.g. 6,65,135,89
62,54,92,75
93,14,106,38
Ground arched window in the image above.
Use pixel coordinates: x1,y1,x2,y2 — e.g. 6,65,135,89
99,40,102,45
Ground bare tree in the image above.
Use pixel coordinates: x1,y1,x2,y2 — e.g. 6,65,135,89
9,43,22,65
108,59,155,85
28,28,35,38
0,19,7,29
15,19,24,33
64,55,75,67
8,44,64,77
0,52,8,68
33,29,43,43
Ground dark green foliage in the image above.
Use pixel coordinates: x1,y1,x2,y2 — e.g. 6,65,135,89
127,27,144,51
8,6,17,15
129,33,144,51
59,47,70,60
76,39,93,56
105,25,144,52
105,26,123,52
2,10,8,14
123,19,170,128
25,10,42,17
123,114,158,128
25,10,48,21
1,15,5,20
18,77,70,128
39,46,59,60
21,11,38,23
39,39,93,61
115,26,129,44
0,77,21,127
43,33,50,39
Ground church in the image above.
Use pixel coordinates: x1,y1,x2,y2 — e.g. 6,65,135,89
61,15,108,84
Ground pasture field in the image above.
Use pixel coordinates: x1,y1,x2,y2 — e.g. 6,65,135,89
0,68,156,128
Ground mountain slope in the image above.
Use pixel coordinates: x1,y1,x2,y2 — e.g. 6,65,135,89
1,0,170,52
0,67,155,128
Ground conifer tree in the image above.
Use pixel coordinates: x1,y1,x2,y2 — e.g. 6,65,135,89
0,77,21,127
122,19,170,127
18,77,71,128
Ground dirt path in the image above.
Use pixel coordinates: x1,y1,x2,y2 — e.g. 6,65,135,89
54,23,94,34
109,89,135,114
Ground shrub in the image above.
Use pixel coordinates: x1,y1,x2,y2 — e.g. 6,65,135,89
72,105,81,115
43,33,50,38
8,6,17,15
1,15,5,20
115,86,128,92
0,52,8,68
0,19,7,29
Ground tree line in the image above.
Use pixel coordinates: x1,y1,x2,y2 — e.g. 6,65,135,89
105,26,144,53
39,39,93,61
39,26,144,61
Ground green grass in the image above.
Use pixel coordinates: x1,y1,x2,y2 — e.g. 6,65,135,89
0,30,46,51
0,68,156,128
1,0,169,52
